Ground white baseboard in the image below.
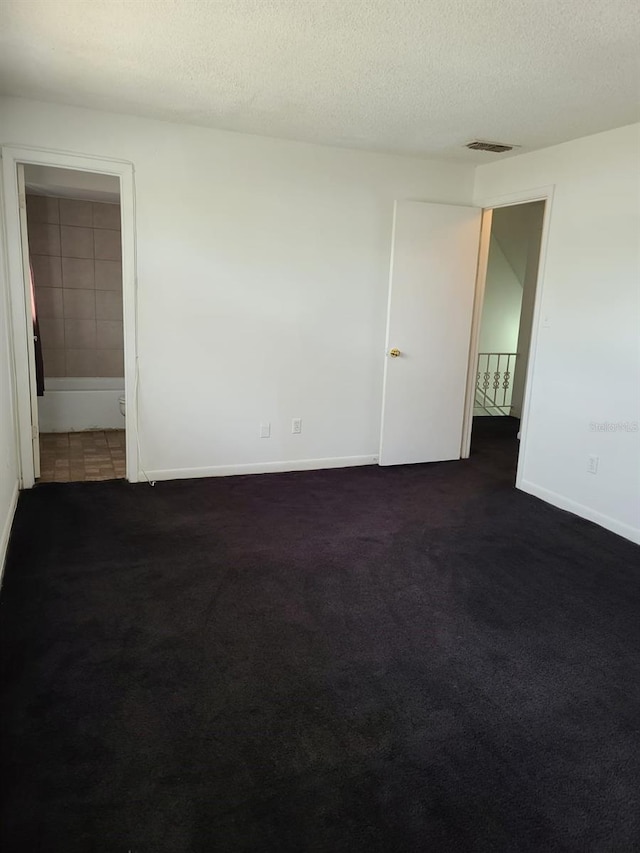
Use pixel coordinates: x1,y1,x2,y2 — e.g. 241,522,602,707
145,454,378,483
520,479,640,545
0,481,20,586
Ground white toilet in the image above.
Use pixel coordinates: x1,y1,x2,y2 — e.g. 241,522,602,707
118,395,126,417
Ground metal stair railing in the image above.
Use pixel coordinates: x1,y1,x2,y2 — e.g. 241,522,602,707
474,353,517,416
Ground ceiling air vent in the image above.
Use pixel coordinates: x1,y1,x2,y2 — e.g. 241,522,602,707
466,140,515,153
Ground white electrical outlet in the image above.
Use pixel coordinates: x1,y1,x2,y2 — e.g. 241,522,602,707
587,455,599,474
291,418,302,435
260,422,271,438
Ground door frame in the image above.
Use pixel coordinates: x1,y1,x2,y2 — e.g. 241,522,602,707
460,185,555,491
1,145,139,486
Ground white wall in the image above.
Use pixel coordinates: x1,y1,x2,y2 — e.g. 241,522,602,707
0,196,20,576
478,235,522,353
0,97,475,480
474,123,640,544
492,201,544,284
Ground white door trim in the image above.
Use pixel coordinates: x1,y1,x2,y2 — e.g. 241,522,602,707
461,184,555,491
16,164,41,478
0,145,139,486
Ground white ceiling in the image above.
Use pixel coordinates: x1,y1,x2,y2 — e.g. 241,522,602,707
1,0,639,161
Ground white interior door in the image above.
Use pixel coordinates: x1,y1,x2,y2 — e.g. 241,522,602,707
379,201,482,466
17,164,41,478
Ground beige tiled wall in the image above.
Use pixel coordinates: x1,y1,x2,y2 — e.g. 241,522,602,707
26,194,124,378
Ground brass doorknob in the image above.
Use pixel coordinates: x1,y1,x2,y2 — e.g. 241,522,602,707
389,348,401,358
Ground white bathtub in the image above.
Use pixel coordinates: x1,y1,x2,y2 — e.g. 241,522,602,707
38,377,125,432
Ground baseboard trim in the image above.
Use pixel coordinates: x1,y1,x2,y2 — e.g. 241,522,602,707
520,479,640,545
145,454,379,482
0,481,20,586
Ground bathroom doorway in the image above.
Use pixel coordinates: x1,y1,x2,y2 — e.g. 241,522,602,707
1,147,139,486
23,166,126,482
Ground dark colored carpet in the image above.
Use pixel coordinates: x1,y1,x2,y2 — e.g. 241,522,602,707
1,418,639,852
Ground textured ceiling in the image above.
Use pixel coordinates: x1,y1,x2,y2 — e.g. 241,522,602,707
1,0,639,161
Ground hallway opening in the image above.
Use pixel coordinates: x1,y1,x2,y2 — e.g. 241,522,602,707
470,200,546,472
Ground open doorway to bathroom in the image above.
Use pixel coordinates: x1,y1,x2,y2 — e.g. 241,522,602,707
469,200,546,479
23,165,126,482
